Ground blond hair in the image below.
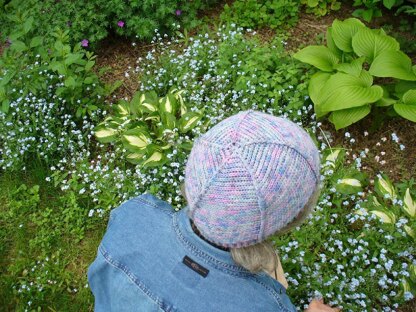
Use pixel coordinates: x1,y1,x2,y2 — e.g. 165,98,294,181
180,183,320,274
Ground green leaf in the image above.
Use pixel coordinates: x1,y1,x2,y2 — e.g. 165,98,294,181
85,61,95,71
160,112,176,129
159,93,178,115
352,28,399,62
332,18,365,53
49,61,66,75
394,103,416,122
30,36,43,48
23,16,34,34
179,112,202,133
142,150,165,167
126,152,146,165
65,53,83,66
316,71,383,113
84,77,94,84
375,87,396,107
383,0,396,9
114,100,130,116
121,128,151,151
328,105,371,129
336,177,363,194
394,81,416,97
326,27,342,59
94,125,118,143
309,72,331,118
403,89,416,105
362,9,374,22
369,51,416,81
10,40,27,53
1,99,10,114
293,45,339,72
403,188,416,217
64,76,76,88
307,0,318,7
376,175,396,199
334,57,365,76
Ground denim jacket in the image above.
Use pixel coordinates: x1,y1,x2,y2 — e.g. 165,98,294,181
88,194,297,312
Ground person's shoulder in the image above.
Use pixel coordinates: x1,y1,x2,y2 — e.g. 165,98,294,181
111,193,174,221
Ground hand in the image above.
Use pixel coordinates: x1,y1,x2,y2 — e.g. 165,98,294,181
304,298,341,312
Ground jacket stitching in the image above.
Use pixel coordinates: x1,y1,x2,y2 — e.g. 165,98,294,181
98,244,171,312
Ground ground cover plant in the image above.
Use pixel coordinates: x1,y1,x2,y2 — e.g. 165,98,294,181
1,1,416,311
220,0,300,29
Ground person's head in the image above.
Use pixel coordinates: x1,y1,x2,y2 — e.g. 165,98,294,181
182,110,321,273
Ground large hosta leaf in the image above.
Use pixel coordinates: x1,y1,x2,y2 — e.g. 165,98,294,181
315,70,383,114
326,27,342,59
403,89,416,105
370,51,416,81
394,89,416,122
328,105,371,129
332,18,365,53
308,72,331,118
293,46,339,72
352,28,399,62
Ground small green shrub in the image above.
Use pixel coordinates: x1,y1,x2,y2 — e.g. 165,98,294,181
293,18,416,130
0,0,219,47
300,0,341,16
353,0,416,22
220,0,300,29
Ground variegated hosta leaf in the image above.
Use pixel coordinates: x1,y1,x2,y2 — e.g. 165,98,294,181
370,210,396,224
126,152,146,165
179,112,202,133
326,149,341,165
142,151,164,167
404,225,415,239
121,128,151,151
114,100,130,116
373,196,381,207
94,124,118,143
376,175,396,199
410,264,416,281
338,178,361,187
403,188,416,218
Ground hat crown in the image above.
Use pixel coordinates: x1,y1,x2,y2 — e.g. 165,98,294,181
184,110,320,248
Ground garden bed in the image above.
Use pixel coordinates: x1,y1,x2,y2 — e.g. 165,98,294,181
1,0,416,311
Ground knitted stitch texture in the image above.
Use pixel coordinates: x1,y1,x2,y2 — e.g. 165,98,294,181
184,110,320,248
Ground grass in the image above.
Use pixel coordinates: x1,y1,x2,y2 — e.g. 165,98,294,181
0,159,106,311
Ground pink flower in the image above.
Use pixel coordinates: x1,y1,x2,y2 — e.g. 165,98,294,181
117,21,125,28
81,39,89,47
175,9,182,16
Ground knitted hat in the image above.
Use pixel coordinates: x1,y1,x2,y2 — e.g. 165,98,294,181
184,110,320,248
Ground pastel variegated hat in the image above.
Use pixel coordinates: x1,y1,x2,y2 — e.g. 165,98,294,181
184,110,320,248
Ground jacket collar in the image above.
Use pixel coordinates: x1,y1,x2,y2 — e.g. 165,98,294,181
173,207,250,274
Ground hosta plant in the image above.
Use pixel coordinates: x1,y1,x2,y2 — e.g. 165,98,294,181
94,89,205,167
294,18,416,130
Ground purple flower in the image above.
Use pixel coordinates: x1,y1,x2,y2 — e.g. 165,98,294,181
117,21,125,28
81,39,89,47
175,9,182,16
